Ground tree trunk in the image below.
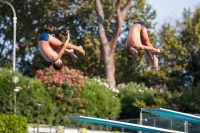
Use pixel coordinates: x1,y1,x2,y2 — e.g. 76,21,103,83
103,43,116,88
95,0,132,89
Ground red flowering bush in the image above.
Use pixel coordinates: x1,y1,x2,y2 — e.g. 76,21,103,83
36,66,88,125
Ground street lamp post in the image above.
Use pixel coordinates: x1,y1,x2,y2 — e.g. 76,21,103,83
12,75,19,84
12,75,19,115
14,86,21,115
36,103,43,133
0,0,17,71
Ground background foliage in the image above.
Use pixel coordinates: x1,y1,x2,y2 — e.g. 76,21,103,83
0,0,157,82
0,67,121,126
0,67,200,126
1,0,200,129
0,68,56,125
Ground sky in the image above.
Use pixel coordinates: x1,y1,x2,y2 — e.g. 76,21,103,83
147,0,200,28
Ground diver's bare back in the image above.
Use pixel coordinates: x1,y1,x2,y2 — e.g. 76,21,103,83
126,24,142,49
38,40,57,62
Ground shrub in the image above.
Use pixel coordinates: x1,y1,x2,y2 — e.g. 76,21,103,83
57,125,64,133
169,86,200,113
117,83,180,119
83,77,121,120
36,67,121,126
79,128,88,133
117,82,155,119
112,131,121,133
76,77,121,130
0,114,27,133
36,66,87,125
0,68,56,125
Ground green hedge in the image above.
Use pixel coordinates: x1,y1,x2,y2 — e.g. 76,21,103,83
0,114,27,133
83,77,121,120
0,68,56,125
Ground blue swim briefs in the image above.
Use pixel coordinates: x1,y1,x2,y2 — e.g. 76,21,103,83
134,22,146,30
38,33,50,42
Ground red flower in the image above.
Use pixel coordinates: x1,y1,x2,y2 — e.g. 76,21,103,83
81,109,86,113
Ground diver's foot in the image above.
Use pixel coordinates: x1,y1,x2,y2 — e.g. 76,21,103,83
69,51,78,59
65,49,78,59
152,57,158,70
78,46,85,56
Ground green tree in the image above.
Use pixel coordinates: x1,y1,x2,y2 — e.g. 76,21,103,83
158,23,188,90
94,0,157,88
0,0,90,75
94,0,132,89
180,6,200,87
0,0,157,86
138,23,188,91
145,5,200,90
